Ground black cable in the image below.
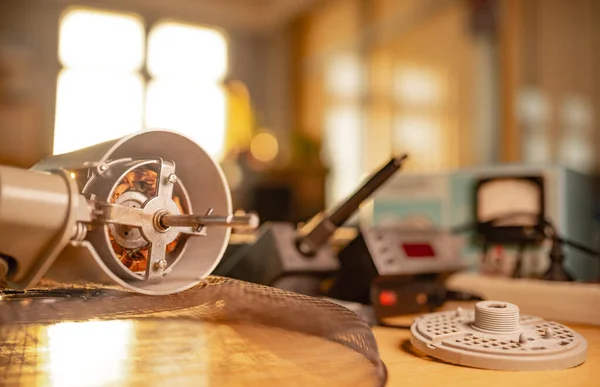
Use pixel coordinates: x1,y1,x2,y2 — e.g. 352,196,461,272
378,322,411,330
513,241,526,278
555,236,600,257
445,290,484,302
451,211,600,259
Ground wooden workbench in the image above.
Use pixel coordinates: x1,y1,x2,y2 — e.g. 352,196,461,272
372,305,599,387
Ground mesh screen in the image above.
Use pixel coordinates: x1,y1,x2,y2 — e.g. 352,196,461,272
0,276,387,386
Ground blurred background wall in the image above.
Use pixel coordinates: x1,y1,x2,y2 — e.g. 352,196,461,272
1,0,599,223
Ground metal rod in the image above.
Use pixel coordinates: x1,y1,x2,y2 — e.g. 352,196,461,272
160,213,259,230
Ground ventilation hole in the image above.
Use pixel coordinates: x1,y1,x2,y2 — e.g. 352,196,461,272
560,341,569,346
511,345,518,348
488,303,507,308
528,338,534,341
465,343,472,346
531,347,546,350
456,339,462,342
567,334,574,338
502,347,510,350
500,341,508,345
492,343,499,347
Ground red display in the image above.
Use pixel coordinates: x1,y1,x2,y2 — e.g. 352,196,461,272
401,243,435,258
379,290,397,306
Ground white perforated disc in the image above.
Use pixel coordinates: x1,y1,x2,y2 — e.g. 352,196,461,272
410,301,587,371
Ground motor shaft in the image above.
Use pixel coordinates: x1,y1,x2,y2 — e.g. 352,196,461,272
160,213,259,230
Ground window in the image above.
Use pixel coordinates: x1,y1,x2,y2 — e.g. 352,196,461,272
517,86,551,164
323,52,364,207
54,8,228,159
557,94,594,173
54,9,145,155
391,64,448,171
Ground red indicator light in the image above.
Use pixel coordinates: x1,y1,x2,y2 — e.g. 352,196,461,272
401,243,435,258
379,290,397,306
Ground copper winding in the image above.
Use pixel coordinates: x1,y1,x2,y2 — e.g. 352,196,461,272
108,166,183,272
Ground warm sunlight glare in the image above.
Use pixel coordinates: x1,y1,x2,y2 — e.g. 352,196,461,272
394,115,441,170
394,66,441,107
53,70,144,154
46,320,133,387
325,53,362,98
54,8,145,155
148,22,228,81
145,80,227,159
59,9,144,71
54,11,228,158
324,106,363,206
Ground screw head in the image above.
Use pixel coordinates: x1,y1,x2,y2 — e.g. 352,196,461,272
166,173,177,184
153,259,168,271
519,333,528,344
99,164,108,172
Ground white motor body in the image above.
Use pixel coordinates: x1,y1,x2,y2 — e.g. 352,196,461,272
0,130,255,295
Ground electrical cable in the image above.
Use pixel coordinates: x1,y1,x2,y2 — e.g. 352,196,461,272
378,322,412,330
451,211,600,259
445,290,484,302
555,236,600,257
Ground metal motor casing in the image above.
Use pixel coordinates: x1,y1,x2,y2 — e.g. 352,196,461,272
32,129,233,295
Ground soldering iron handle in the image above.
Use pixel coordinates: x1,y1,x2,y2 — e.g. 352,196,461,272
329,154,407,227
296,154,407,257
